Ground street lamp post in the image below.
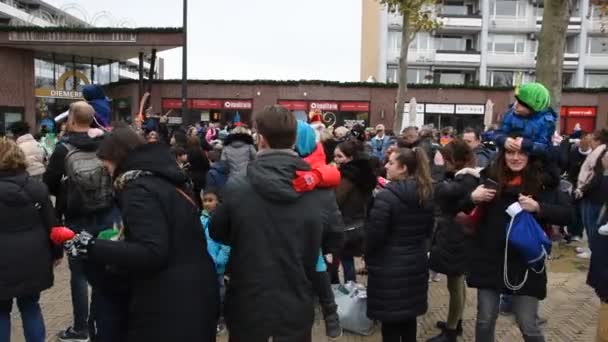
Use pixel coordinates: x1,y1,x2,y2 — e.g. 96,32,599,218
181,0,188,122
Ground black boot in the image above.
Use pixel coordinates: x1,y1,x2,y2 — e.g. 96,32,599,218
313,271,343,339
427,329,458,342
436,320,463,336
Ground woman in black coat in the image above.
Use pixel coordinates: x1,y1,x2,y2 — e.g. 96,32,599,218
365,147,435,342
73,127,218,342
332,140,377,284
0,138,61,341
428,140,480,342
468,144,572,342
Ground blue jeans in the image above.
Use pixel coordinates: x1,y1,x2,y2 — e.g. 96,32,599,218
0,294,45,342
66,208,120,333
67,256,89,333
476,289,544,342
341,256,356,283
582,200,602,253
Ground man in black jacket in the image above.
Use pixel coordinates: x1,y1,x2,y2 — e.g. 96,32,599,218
43,102,115,342
210,106,329,342
463,127,494,169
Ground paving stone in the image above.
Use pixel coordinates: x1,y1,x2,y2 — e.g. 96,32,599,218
8,246,600,342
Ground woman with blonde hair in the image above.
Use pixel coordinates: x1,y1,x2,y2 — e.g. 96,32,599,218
0,138,62,342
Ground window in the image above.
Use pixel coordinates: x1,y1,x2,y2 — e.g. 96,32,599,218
563,73,574,88
489,71,514,86
588,37,608,54
437,71,465,85
438,36,465,51
389,31,402,50
442,1,468,15
407,69,419,83
491,0,526,17
387,65,398,83
488,34,526,53
586,74,608,88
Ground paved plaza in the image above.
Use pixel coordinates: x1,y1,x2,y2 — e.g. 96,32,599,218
8,243,600,342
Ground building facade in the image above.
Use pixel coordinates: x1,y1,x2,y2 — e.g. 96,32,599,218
0,1,174,134
104,80,608,134
361,0,608,88
0,0,164,83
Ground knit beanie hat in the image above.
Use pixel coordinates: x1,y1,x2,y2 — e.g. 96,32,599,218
515,83,551,113
295,120,317,158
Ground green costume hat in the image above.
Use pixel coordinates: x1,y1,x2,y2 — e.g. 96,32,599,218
515,82,551,113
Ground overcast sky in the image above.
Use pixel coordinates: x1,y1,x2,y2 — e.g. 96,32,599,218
47,0,363,81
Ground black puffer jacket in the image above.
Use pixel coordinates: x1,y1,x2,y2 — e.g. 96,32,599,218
0,171,60,300
210,150,334,341
365,179,435,322
89,143,218,342
430,172,479,276
336,158,377,256
467,173,572,299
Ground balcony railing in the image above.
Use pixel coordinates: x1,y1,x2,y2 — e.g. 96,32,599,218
435,50,481,64
535,16,581,31
439,16,482,31
388,48,481,65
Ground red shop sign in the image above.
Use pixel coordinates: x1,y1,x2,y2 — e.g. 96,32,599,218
278,100,308,111
162,98,185,109
191,99,223,109
340,102,370,112
561,106,596,117
223,100,252,110
310,101,339,112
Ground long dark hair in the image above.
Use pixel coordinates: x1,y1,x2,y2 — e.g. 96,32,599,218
440,139,475,171
97,126,146,173
393,147,433,204
336,140,364,160
486,149,544,196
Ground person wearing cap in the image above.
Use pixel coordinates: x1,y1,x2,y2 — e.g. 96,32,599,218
369,124,392,162
493,82,557,156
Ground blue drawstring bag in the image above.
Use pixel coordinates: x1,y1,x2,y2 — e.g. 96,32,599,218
503,202,552,291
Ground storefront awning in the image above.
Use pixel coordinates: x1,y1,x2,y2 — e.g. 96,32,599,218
0,26,183,60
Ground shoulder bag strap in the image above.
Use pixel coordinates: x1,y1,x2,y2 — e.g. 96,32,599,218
175,187,197,208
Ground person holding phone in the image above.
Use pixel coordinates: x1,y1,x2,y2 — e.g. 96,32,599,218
466,142,573,342
428,140,480,342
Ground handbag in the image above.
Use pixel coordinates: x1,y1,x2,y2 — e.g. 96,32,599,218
503,202,552,291
332,282,375,336
455,206,484,236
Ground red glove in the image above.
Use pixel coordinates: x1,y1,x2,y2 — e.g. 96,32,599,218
50,226,76,245
293,170,322,192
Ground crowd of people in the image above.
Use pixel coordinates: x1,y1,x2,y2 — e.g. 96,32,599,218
0,82,606,342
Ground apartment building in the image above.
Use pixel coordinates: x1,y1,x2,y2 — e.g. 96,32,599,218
361,0,608,88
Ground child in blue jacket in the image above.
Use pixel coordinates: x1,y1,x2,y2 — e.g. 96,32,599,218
494,82,557,157
200,188,230,333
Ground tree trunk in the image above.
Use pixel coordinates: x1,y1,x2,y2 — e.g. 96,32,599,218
394,13,410,134
536,0,571,132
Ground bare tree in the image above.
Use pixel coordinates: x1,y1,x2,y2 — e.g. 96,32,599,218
378,0,441,132
535,0,572,130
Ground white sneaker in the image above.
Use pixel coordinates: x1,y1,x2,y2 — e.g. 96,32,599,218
599,224,608,236
430,271,441,282
577,251,592,259
575,247,588,254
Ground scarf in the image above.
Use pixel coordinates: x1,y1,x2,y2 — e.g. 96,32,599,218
113,170,153,192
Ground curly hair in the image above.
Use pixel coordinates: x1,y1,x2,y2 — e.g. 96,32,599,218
0,137,27,171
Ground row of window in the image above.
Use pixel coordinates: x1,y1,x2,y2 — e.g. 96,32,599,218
387,67,608,88
389,31,608,55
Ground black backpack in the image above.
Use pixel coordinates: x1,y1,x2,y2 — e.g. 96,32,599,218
63,143,113,214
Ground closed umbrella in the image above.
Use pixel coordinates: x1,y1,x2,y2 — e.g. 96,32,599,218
484,99,494,129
